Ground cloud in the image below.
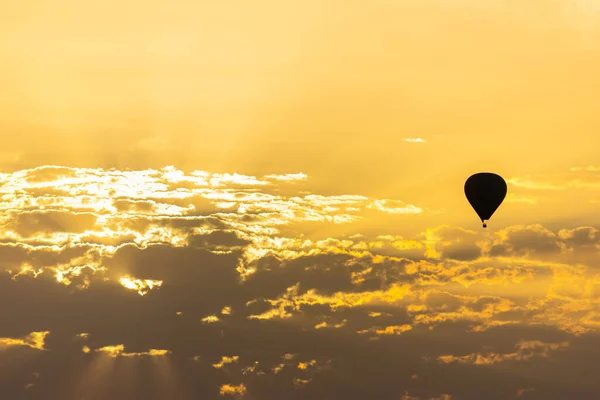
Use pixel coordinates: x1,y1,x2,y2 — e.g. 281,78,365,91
2,166,600,399
489,225,564,257
570,166,600,172
357,324,413,336
424,226,482,261
219,383,247,396
203,315,221,324
213,356,240,369
263,173,308,182
5,210,98,237
405,138,425,143
507,176,566,190
558,226,600,249
508,167,600,192
0,331,49,350
368,199,423,214
83,344,170,358
119,276,163,296
437,340,569,365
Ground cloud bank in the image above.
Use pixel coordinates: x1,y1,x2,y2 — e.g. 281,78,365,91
1,166,600,399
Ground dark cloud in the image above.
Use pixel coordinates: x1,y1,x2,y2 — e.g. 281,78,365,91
558,226,600,248
2,167,600,399
188,231,251,249
425,226,482,261
112,199,157,213
490,225,563,257
8,210,98,237
0,243,94,271
1,266,600,400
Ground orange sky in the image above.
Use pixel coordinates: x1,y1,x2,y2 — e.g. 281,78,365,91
1,1,600,399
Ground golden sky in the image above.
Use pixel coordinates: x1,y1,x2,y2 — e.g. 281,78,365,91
1,1,600,399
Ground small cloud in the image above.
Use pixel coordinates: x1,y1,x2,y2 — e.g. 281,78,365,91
375,325,413,335
314,320,346,329
264,173,308,182
213,356,239,369
405,138,425,143
293,378,311,387
368,199,423,214
219,383,246,396
119,276,163,296
400,392,421,400
357,325,413,336
570,166,600,172
297,359,318,370
507,176,565,190
437,340,569,365
221,306,232,315
86,344,170,358
210,173,269,187
202,315,220,324
0,331,49,350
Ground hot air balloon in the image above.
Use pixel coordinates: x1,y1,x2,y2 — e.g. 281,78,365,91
464,172,507,228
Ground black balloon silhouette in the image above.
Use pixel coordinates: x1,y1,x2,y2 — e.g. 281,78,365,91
464,173,507,228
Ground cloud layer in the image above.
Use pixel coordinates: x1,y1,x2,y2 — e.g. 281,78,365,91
1,166,600,399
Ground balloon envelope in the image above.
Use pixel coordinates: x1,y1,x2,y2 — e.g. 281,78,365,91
464,173,507,227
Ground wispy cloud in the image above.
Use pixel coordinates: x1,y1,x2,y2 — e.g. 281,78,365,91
437,340,569,365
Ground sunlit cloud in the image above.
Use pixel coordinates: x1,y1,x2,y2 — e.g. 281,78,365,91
219,383,247,396
404,138,425,143
84,344,170,358
202,315,220,323
315,320,347,329
570,166,600,172
508,168,600,192
357,324,413,336
0,331,49,350
368,199,423,214
213,356,240,369
264,173,308,182
221,306,232,315
297,360,317,370
119,276,163,296
507,176,566,190
293,378,312,387
437,340,569,365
